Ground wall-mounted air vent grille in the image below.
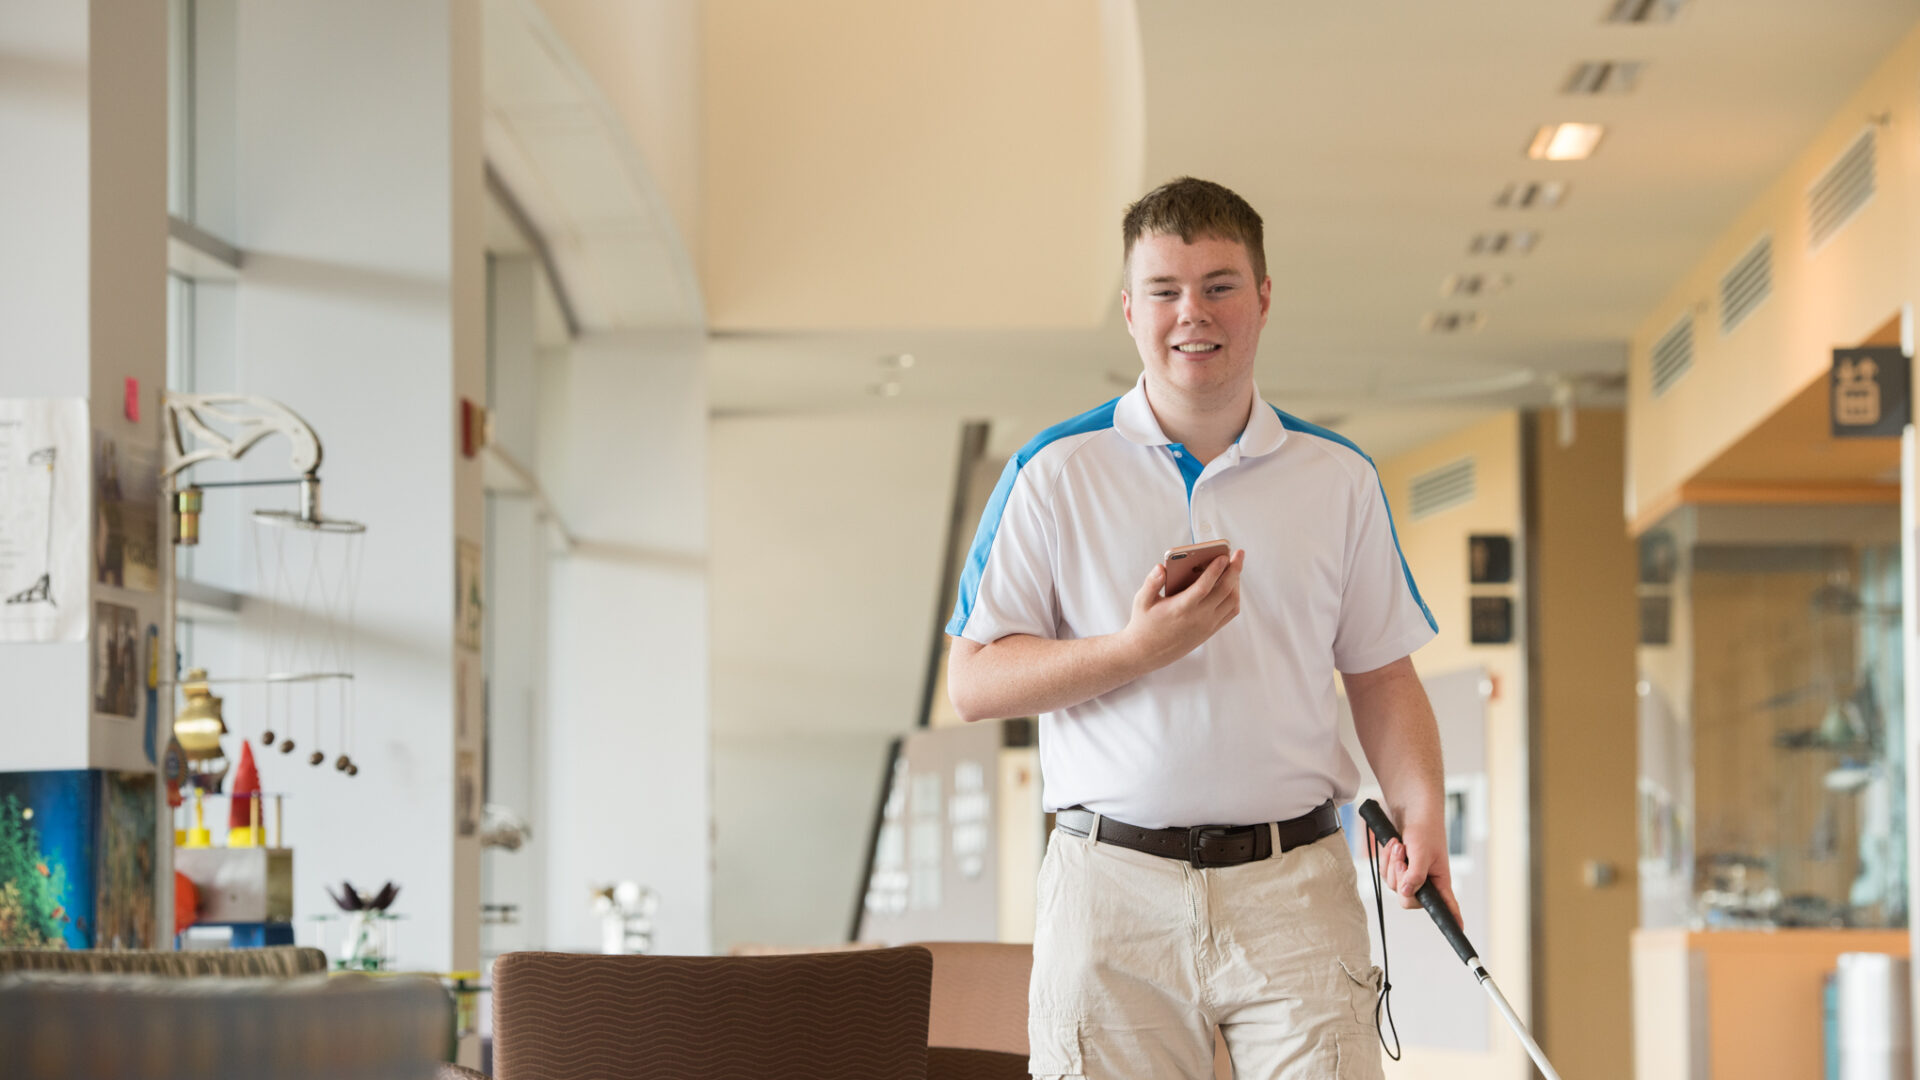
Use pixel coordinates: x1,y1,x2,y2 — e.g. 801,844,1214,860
1409,458,1476,521
1563,61,1643,95
1807,129,1875,252
1604,0,1684,23
1719,237,1771,333
1649,315,1693,398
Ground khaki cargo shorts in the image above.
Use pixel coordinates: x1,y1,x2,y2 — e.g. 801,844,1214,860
1029,825,1385,1079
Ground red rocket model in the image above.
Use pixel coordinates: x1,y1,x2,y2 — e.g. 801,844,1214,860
228,740,262,845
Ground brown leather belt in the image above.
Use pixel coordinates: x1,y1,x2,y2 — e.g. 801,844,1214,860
1054,800,1342,869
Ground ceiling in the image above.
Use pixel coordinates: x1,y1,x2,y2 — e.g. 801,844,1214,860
483,0,703,332
497,0,1920,459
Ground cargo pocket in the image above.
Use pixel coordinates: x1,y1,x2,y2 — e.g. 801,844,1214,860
1027,1015,1085,1080
1334,1029,1386,1080
1336,957,1384,1030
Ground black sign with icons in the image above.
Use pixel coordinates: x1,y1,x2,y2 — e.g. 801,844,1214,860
1469,596,1514,645
1468,534,1513,584
1830,346,1909,438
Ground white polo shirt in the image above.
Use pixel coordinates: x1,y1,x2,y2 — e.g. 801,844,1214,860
947,376,1437,829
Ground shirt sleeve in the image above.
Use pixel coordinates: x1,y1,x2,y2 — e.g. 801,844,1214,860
1332,462,1438,673
945,456,1058,644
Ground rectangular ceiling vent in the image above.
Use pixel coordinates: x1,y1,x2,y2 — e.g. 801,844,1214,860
1563,61,1643,95
1440,272,1510,297
1807,129,1876,252
1421,310,1487,334
1649,314,1693,398
1469,230,1538,256
1604,0,1685,23
1409,458,1476,521
1719,237,1772,334
1493,180,1567,210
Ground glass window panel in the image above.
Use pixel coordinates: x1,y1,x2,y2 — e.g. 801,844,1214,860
166,0,237,240
1638,504,1907,931
167,0,192,219
189,0,237,238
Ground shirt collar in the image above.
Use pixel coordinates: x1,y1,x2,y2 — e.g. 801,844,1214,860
1112,374,1291,458
1113,375,1172,446
1238,384,1289,458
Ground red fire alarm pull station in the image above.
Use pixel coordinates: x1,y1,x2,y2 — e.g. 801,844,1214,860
126,377,140,422
461,398,485,459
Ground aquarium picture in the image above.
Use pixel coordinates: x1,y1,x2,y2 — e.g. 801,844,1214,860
0,769,158,949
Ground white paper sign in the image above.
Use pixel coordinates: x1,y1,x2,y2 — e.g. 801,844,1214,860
0,399,89,642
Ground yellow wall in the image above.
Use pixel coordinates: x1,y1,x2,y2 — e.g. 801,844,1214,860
1627,22,1920,527
1376,411,1532,1080
1531,410,1638,1080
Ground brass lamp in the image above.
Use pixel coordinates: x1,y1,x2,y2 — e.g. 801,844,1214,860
175,668,230,790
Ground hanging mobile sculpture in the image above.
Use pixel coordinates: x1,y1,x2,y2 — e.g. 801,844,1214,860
162,393,367,778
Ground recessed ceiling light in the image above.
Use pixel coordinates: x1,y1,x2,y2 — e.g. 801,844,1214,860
1528,123,1606,161
1563,61,1643,95
1603,0,1684,24
1493,181,1568,210
881,353,916,370
1468,230,1538,256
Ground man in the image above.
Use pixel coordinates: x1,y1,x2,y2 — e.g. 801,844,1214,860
945,177,1457,1079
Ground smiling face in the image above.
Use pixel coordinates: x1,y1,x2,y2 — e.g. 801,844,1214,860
1122,231,1271,408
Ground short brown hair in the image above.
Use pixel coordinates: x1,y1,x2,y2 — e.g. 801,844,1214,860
1122,177,1266,285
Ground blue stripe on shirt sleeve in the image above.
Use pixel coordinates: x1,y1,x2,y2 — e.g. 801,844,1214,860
1272,406,1438,634
945,398,1120,637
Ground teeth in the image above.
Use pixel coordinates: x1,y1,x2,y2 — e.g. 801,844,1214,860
1175,343,1218,353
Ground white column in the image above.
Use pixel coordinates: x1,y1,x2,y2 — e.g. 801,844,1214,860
0,0,168,772
226,0,484,1035
542,329,712,955
481,255,550,954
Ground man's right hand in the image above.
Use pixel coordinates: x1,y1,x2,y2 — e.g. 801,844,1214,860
1121,549,1245,669
947,549,1246,723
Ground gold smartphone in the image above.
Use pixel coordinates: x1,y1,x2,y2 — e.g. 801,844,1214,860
1163,539,1231,596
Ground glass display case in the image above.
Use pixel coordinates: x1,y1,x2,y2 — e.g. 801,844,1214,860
1637,503,1906,931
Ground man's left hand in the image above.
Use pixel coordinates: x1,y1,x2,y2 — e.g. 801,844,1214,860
1376,820,1461,927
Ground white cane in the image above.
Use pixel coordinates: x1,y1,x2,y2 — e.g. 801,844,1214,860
1358,799,1564,1080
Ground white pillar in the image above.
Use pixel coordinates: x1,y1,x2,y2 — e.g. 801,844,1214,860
223,0,484,1045
0,0,169,769
543,329,712,955
0,0,170,948
481,254,550,954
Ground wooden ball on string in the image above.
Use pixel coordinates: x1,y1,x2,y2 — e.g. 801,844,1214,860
308,750,324,767
280,739,296,754
261,730,276,747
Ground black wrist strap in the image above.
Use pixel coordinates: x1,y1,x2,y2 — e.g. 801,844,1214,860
1366,827,1403,1061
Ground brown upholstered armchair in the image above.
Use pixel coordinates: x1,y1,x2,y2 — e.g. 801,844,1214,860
916,940,1229,1080
489,946,933,1080
918,942,1032,1080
